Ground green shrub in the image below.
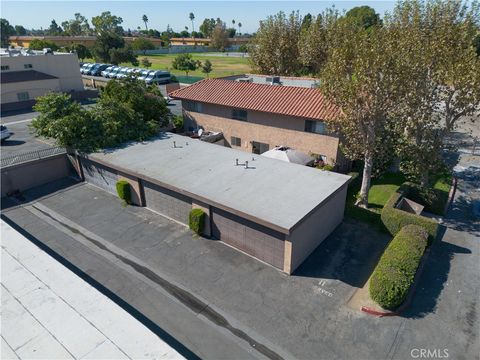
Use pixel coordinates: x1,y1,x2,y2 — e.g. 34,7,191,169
189,208,206,235
404,182,450,216
369,224,428,309
381,184,439,242
116,180,131,205
317,164,335,171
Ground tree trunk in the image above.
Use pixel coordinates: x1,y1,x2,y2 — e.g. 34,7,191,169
356,152,373,208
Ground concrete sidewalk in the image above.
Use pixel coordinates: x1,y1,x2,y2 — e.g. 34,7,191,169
1,220,183,360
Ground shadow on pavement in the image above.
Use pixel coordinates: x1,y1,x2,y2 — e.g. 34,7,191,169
1,140,26,147
293,219,391,288
403,238,472,319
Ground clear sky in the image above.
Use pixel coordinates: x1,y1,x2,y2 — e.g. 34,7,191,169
1,1,396,33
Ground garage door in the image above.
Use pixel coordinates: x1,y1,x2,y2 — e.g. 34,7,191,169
212,208,285,269
81,159,118,195
143,181,192,224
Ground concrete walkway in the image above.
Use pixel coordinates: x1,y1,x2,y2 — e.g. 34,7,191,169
0,220,183,360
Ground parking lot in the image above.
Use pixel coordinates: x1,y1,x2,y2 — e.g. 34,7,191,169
2,160,478,360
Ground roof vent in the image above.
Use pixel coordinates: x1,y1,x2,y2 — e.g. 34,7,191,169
266,76,281,85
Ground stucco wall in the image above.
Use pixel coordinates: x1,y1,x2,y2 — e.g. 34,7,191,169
1,53,84,92
183,105,340,164
1,154,72,197
1,79,61,104
285,185,348,274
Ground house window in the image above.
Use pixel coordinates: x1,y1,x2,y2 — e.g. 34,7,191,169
1,65,10,71
232,108,247,121
17,92,30,101
184,101,202,113
251,141,269,155
231,136,241,147
24,64,33,69
305,120,326,134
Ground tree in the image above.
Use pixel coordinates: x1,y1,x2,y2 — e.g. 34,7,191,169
92,11,124,35
172,53,200,76
91,32,125,62
109,46,138,66
62,13,91,35
474,34,480,56
29,39,59,51
69,44,91,60
200,18,216,37
47,19,62,35
202,59,213,77
238,22,242,35
142,15,149,31
15,25,27,35
1,19,15,47
321,24,404,208
227,28,236,38
211,21,229,51
345,6,381,29
141,57,152,68
131,37,155,55
249,11,303,75
189,12,195,34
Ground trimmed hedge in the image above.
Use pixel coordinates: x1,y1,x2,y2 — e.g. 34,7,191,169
116,180,131,205
189,208,206,235
403,183,450,216
381,183,439,243
370,225,428,309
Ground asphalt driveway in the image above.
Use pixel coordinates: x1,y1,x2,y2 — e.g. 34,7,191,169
2,161,478,359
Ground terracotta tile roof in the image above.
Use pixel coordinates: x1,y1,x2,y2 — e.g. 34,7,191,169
169,79,340,121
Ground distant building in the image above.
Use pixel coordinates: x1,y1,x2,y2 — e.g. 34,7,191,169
0,50,84,111
8,36,164,48
169,37,249,47
170,77,350,170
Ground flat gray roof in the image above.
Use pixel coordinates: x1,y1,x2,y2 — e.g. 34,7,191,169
88,133,350,233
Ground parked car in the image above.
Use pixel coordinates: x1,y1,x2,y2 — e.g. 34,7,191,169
145,71,171,85
89,64,110,76
80,63,91,74
115,67,130,79
80,63,96,75
101,66,116,78
1,125,12,142
106,66,122,79
137,70,154,81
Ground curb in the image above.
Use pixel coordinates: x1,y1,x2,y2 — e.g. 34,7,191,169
361,247,431,317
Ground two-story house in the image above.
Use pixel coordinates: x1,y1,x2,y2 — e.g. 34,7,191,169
170,77,349,170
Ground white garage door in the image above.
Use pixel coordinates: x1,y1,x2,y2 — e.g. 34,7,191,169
211,208,285,269
81,159,118,195
143,181,192,224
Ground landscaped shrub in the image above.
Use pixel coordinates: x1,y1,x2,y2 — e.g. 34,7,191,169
189,208,206,235
381,184,439,243
116,180,131,205
369,224,428,309
317,164,335,171
404,182,451,216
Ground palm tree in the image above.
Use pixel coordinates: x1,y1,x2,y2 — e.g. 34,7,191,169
238,22,242,36
142,15,148,31
189,12,195,34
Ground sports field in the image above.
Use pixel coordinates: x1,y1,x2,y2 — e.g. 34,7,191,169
122,52,251,79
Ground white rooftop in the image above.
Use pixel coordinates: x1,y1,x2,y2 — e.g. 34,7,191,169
89,133,350,233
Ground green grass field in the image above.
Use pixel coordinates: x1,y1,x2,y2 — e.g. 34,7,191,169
122,52,252,79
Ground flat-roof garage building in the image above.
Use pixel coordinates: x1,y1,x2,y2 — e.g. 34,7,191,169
78,133,350,274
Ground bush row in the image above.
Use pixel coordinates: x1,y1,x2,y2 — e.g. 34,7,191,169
369,224,428,309
381,183,439,243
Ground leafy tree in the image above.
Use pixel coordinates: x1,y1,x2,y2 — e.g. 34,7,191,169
1,19,15,47
249,11,303,75
142,14,149,31
321,24,404,208
92,32,124,62
227,28,236,38
47,19,63,35
62,13,91,35
474,34,480,56
109,46,138,66
189,12,196,33
200,18,216,37
201,59,213,77
131,37,155,54
345,6,382,29
15,25,27,35
211,21,229,51
141,57,152,68
69,44,91,60
92,11,124,35
29,39,59,51
180,30,190,38
172,53,200,76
